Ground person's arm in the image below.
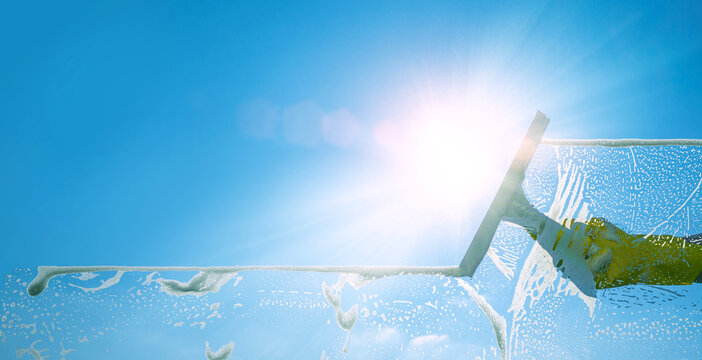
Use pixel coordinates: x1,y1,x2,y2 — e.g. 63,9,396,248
504,187,702,290
584,218,702,288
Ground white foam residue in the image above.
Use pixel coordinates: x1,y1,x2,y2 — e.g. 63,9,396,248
509,243,560,357
645,174,702,238
205,341,234,360
72,272,98,281
41,322,53,342
509,156,598,358
456,279,507,360
19,323,37,335
191,321,206,330
28,265,459,296
142,272,158,286
336,305,359,334
556,278,596,317
529,161,597,297
59,342,76,360
342,273,375,289
157,271,238,297
486,247,514,280
322,273,374,353
546,162,596,295
68,271,124,293
322,282,341,308
509,244,557,321
392,300,412,305
207,302,221,319
15,340,48,360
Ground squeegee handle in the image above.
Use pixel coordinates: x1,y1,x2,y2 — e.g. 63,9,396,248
458,111,550,277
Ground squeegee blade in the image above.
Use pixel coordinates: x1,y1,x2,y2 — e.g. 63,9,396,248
457,111,550,277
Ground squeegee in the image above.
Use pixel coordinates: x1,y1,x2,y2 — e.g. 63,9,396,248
27,111,550,296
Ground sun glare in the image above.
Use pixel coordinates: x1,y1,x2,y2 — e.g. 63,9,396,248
377,95,525,217
403,119,487,210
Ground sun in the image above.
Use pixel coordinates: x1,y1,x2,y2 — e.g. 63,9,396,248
375,96,524,217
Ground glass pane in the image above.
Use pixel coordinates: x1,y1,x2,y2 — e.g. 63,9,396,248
3,144,702,359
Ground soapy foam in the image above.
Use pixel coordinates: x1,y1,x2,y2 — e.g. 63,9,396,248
59,342,76,360
456,279,507,360
41,323,52,343
205,341,234,360
543,160,595,303
157,271,238,297
509,161,596,354
142,272,158,285
28,265,460,296
15,340,48,360
487,247,514,280
509,151,597,358
525,160,596,297
24,237,498,358
322,274,371,353
338,305,359,352
73,273,98,281
68,271,124,293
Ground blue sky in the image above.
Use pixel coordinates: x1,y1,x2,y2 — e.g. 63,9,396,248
2,2,702,360
1,1,702,272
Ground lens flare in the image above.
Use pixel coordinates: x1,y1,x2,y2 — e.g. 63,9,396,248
379,98,523,217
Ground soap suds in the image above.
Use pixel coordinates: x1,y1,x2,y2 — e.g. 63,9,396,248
15,340,48,360
68,271,124,293
487,247,514,279
207,302,222,319
142,272,158,286
191,321,207,330
59,342,76,360
518,161,597,298
456,279,507,360
157,271,238,297
205,341,234,360
28,265,460,296
73,272,98,281
542,161,596,303
41,322,52,342
509,156,597,357
322,274,373,353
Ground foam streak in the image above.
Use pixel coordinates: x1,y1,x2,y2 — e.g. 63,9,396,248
28,265,462,296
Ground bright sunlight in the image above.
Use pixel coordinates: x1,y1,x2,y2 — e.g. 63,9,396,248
375,91,527,216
